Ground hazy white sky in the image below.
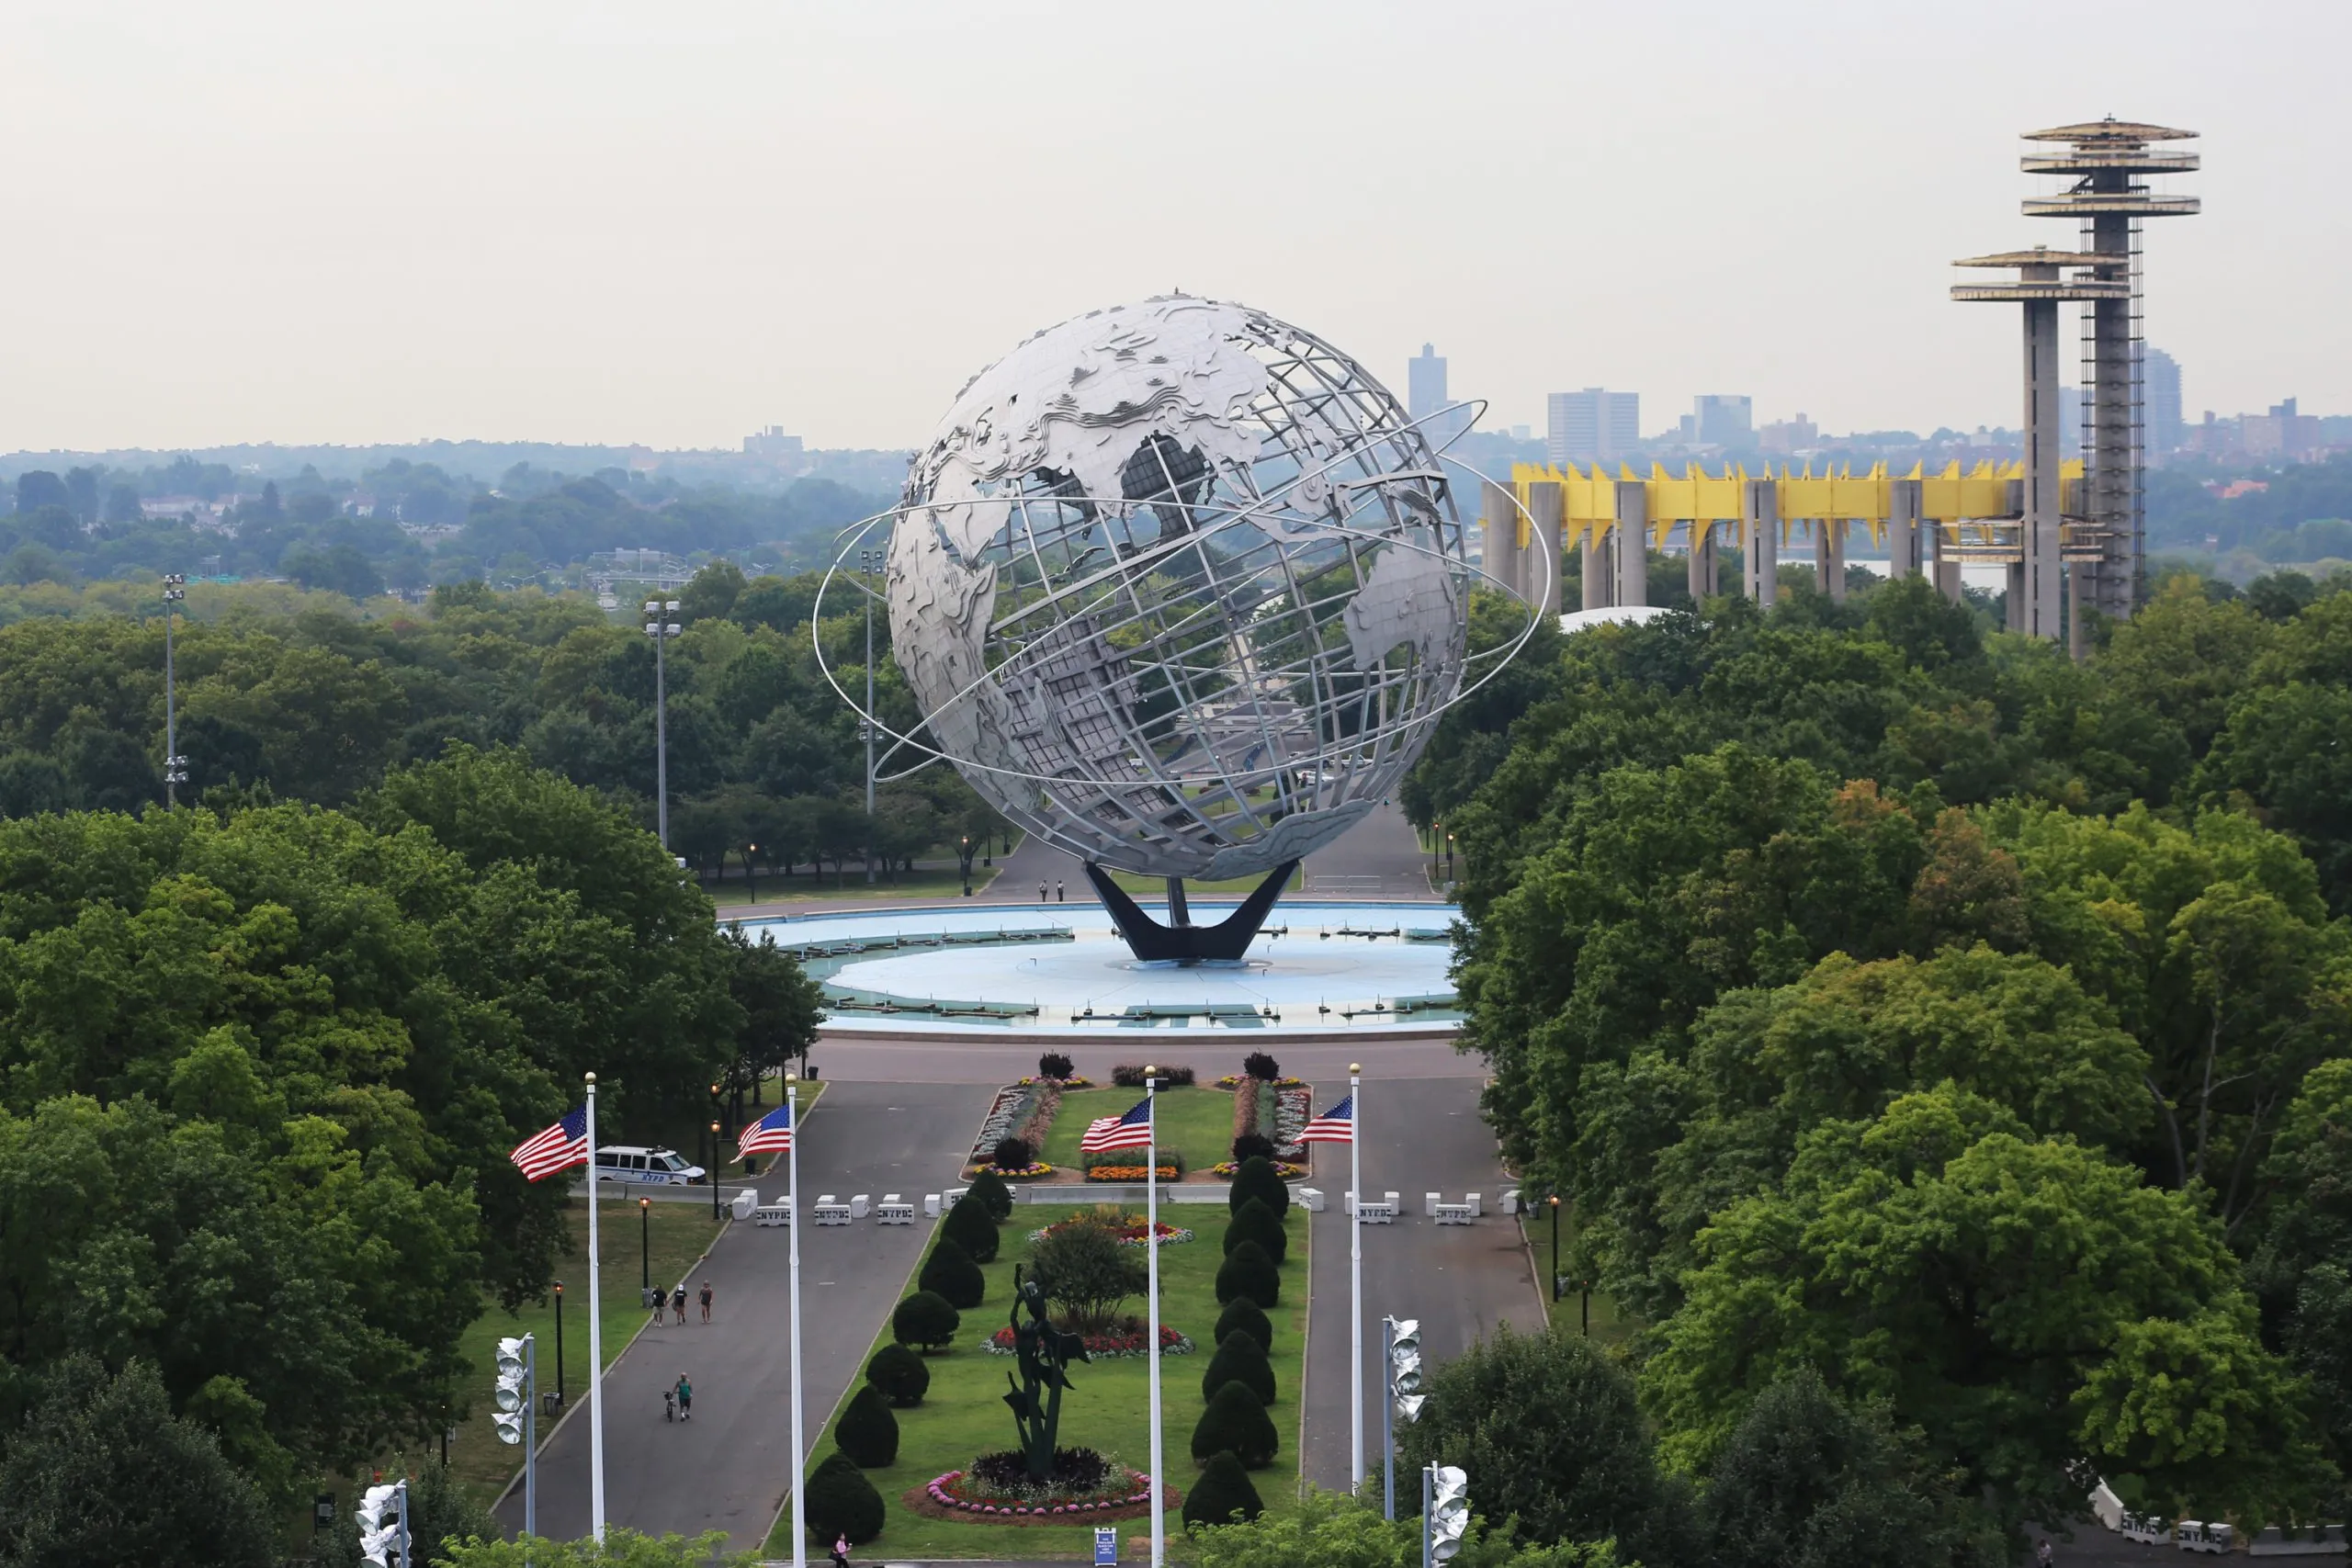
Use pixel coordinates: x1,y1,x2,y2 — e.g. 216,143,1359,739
3,0,2343,454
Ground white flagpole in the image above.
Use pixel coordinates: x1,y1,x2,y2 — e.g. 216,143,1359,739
1147,1066,1165,1568
584,1073,606,1542
787,1078,807,1568
1350,1062,1363,1495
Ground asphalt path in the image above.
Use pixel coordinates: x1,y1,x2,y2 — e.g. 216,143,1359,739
1299,1075,1541,1497
495,1079,993,1552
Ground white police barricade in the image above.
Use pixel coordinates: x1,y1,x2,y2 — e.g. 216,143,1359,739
2119,1510,2170,1546
753,1195,793,1227
2180,1520,2234,1554
729,1188,758,1222
923,1193,943,1217
944,1186,968,1207
1298,1187,1326,1213
876,1194,917,1224
1434,1200,1476,1225
1500,1188,1522,1214
2250,1524,2347,1555
813,1193,854,1226
1346,1190,1399,1224
849,1194,871,1220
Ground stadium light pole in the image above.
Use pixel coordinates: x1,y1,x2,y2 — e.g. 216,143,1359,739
162,574,187,807
858,547,879,885
645,600,681,849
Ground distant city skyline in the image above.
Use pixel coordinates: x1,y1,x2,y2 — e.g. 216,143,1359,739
4,2,2347,451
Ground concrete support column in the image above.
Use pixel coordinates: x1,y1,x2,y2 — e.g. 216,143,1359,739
2067,566,2087,662
1525,480,1565,618
1741,479,1779,607
2006,562,2028,632
1888,479,1923,579
1581,526,1612,611
2022,297,2064,638
1479,481,1521,602
1812,520,1847,604
1614,481,1648,607
1686,522,1717,603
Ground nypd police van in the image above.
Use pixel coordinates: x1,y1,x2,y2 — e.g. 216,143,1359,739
593,1145,707,1186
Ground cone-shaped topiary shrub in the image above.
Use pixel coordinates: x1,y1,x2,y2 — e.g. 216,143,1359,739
968,1167,1013,1221
834,1382,899,1468
1214,1239,1279,1308
991,1135,1034,1172
893,1290,960,1350
1200,1329,1275,1405
806,1451,886,1545
942,1191,1000,1263
1222,1196,1286,1266
865,1342,930,1406
1230,1132,1275,1163
1227,1156,1289,1218
1190,1381,1279,1469
1182,1450,1265,1530
1213,1297,1273,1353
920,1237,986,1310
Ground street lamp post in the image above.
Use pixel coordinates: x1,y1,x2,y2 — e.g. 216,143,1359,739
709,1121,722,1222
1546,1195,1561,1302
644,600,681,849
162,575,187,807
639,1195,650,1294
552,1280,565,1408
858,547,879,885
960,835,971,897
1445,833,1455,878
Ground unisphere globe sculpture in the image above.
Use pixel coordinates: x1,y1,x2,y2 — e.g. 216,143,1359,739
863,296,1495,960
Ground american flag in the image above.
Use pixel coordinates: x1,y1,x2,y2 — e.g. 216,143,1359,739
739,1101,793,1158
509,1105,588,1181
1079,1099,1155,1153
1298,1094,1353,1144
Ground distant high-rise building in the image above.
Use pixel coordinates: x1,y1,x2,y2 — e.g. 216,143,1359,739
744,426,804,464
1693,394,1753,447
1408,344,1447,421
1758,412,1819,455
2144,348,2183,456
1547,389,1639,466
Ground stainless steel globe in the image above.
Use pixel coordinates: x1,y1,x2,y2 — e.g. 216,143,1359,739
876,295,1476,891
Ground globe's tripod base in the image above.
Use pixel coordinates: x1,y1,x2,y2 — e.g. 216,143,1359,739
1084,861,1299,965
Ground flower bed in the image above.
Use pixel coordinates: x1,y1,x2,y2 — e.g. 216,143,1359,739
1083,1163,1180,1182
1111,1063,1195,1088
914,1463,1176,1522
1214,1073,1306,1089
984,1322,1194,1359
1209,1159,1306,1179
1018,1075,1092,1089
967,1160,1055,1179
1026,1216,1193,1247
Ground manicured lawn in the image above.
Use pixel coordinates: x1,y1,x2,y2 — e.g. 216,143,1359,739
1037,1085,1243,1178
445,1194,727,1503
767,1202,1309,1560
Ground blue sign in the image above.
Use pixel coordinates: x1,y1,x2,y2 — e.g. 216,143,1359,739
1094,1526,1118,1565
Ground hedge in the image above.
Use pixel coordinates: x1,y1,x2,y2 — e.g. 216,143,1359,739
1227,1156,1290,1218
1213,1297,1273,1354
1190,1380,1279,1469
806,1451,886,1544
1200,1329,1275,1406
1182,1450,1265,1529
942,1191,1001,1263
893,1290,960,1350
865,1342,930,1406
834,1382,899,1468
919,1238,987,1310
1223,1196,1286,1266
1214,1239,1279,1309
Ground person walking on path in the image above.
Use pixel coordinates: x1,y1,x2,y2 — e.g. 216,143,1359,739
650,1291,665,1327
1037,879,1046,902
698,1280,713,1323
1056,879,1064,902
674,1374,693,1421
672,1283,687,1323
830,1532,850,1568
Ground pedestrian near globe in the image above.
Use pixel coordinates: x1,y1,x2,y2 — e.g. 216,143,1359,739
824,295,1535,961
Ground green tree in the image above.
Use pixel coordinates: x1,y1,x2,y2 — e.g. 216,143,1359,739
1703,1367,1996,1568
1028,1213,1147,1330
439,1528,751,1567
1643,1085,2319,1530
0,1355,275,1568
1394,1324,1691,1563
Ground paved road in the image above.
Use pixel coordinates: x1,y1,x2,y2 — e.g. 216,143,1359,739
808,1032,1480,1089
496,1079,994,1552
1299,1075,1540,1496
1303,796,1438,900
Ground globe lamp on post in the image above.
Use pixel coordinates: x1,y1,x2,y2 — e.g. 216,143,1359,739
638,1195,650,1294
551,1280,565,1409
709,1121,722,1222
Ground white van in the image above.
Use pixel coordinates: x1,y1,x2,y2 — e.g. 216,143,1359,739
593,1145,707,1186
